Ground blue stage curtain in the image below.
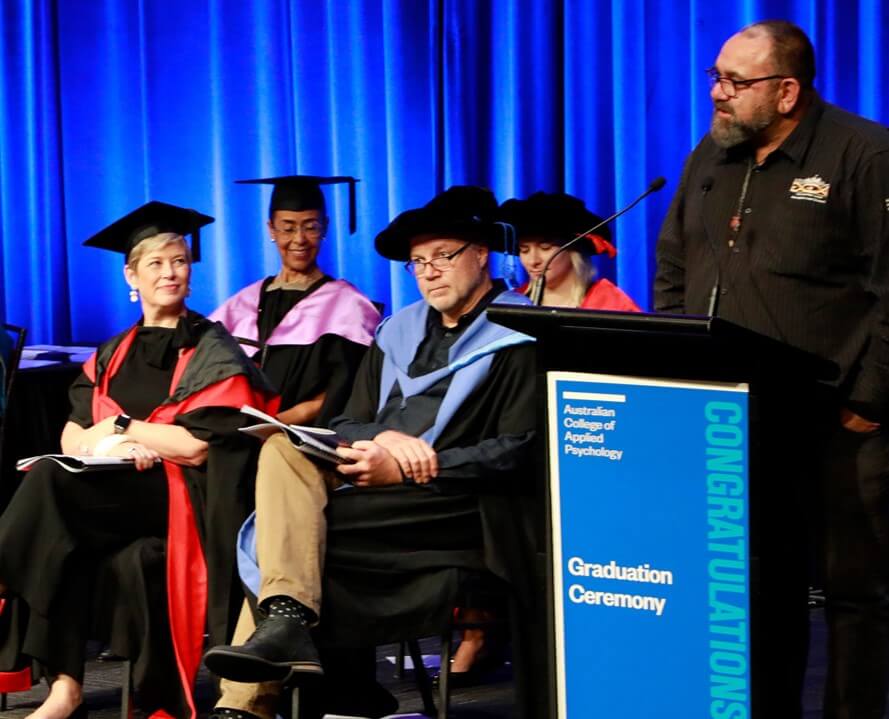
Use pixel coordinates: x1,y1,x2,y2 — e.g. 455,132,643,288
1,0,887,342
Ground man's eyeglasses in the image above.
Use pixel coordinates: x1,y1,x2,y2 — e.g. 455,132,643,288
404,242,472,276
706,67,787,98
272,221,325,241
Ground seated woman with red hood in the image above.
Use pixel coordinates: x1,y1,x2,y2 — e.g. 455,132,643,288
499,191,641,311
0,202,278,719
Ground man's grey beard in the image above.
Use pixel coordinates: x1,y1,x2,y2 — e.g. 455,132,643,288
709,103,777,148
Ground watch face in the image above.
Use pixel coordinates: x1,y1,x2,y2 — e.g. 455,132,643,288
114,414,132,433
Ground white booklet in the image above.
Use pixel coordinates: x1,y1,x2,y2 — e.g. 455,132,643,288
239,405,355,466
16,455,136,473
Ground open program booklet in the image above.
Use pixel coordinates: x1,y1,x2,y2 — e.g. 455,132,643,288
239,405,355,465
16,455,138,473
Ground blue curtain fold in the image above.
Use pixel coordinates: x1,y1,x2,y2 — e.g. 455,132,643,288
0,0,70,340
1,0,887,343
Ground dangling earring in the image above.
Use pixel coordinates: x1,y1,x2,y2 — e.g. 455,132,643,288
129,287,139,303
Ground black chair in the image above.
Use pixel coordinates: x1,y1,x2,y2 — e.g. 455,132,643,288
283,578,524,719
0,323,26,713
0,323,26,427
396,579,512,719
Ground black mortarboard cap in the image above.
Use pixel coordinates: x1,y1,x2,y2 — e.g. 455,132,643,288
374,186,504,261
496,192,612,256
83,200,214,262
236,175,359,233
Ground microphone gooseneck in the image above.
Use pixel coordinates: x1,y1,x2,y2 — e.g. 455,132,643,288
528,275,545,305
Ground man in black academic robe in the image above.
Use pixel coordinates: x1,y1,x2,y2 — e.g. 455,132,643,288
204,186,542,719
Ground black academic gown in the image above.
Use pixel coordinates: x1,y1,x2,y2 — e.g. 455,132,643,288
322,338,540,647
256,277,372,425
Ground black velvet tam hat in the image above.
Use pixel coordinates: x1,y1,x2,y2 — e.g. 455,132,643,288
82,200,214,261
374,185,506,261
236,175,359,233
497,192,615,257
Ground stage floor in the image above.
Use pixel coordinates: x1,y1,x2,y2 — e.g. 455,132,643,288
0,610,862,718
0,636,513,719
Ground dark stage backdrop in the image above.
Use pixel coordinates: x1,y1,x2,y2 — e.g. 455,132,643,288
1,0,887,343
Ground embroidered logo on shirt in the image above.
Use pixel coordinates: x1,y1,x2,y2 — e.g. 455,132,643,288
789,175,830,204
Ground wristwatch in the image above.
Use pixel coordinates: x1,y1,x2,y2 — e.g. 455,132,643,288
113,414,132,434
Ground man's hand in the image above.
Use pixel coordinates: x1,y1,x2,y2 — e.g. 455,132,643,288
337,441,405,487
372,430,438,483
840,407,881,434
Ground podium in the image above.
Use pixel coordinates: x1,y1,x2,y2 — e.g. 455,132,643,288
487,305,837,719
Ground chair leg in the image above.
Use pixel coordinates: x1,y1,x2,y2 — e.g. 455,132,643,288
438,631,453,719
290,685,300,719
407,639,436,717
120,660,132,719
1,693,7,711
393,640,406,679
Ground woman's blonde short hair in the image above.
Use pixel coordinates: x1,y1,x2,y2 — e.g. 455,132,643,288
126,233,191,272
568,249,596,306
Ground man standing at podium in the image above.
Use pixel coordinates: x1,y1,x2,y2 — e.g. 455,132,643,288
655,19,889,719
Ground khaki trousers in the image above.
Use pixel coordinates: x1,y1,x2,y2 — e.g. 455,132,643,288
217,433,339,717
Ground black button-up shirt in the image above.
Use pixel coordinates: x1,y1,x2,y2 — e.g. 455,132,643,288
655,95,889,417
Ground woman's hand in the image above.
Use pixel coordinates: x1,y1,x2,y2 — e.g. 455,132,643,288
63,416,117,455
62,417,208,466
107,441,160,472
277,391,326,427
125,420,208,466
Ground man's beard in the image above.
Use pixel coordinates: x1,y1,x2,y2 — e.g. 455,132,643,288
710,100,777,148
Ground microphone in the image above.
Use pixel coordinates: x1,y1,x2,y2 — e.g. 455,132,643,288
530,177,668,306
699,176,721,317
528,274,546,305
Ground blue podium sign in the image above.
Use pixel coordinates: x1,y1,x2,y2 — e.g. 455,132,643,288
547,371,751,719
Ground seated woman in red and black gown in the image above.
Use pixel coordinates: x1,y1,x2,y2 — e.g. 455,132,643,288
500,191,641,311
0,201,278,719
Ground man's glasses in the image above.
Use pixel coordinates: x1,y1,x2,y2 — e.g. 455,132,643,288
404,242,472,276
272,220,325,241
706,67,787,98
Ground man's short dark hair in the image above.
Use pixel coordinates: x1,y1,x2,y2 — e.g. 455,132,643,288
745,20,816,90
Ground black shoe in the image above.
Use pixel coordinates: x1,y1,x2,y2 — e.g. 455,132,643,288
96,646,125,662
204,613,323,683
324,680,399,718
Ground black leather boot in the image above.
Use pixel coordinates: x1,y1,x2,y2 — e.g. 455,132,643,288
204,596,323,683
